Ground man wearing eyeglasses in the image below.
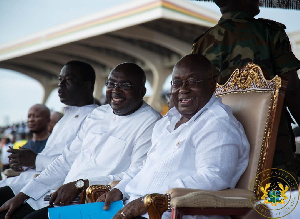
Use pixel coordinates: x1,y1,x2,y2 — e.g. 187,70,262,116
100,54,249,219
0,63,161,219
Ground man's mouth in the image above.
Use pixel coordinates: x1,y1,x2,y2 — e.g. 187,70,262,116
27,124,35,129
58,89,65,97
112,97,124,103
179,98,193,104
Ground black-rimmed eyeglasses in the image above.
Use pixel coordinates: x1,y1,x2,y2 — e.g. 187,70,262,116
170,78,211,89
105,80,134,90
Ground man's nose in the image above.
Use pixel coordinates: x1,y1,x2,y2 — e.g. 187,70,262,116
179,81,190,93
58,79,65,86
112,85,122,93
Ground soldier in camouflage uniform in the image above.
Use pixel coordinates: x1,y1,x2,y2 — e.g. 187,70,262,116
192,0,300,179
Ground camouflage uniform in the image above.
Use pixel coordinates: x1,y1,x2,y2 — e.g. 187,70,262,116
192,11,300,177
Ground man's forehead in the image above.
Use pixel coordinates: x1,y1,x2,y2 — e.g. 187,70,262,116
28,107,42,114
108,70,134,81
173,63,212,78
172,69,204,79
60,66,80,77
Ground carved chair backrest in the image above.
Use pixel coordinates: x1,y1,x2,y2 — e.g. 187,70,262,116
214,63,286,196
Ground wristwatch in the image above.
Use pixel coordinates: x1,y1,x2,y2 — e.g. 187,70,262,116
141,194,148,204
75,179,85,192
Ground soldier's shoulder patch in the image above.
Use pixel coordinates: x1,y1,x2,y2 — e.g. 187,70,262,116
257,18,286,30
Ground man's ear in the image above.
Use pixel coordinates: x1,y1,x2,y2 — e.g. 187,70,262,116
141,86,147,97
210,79,217,93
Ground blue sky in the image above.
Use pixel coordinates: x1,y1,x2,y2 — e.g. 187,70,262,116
0,0,300,126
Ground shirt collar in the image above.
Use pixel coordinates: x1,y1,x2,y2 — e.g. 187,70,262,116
112,101,146,120
64,104,97,113
219,11,253,24
166,94,217,124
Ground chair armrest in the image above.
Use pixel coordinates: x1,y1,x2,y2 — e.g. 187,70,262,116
168,188,254,208
145,188,256,219
85,185,111,203
144,193,170,219
82,181,120,203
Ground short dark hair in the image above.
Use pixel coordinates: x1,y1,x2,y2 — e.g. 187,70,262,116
128,63,146,85
33,104,51,120
64,60,96,89
112,62,146,85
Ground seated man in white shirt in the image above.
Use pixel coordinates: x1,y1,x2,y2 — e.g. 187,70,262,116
0,60,98,218
0,63,162,219
101,54,250,219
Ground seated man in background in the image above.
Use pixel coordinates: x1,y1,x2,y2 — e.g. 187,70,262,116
48,111,64,134
0,60,97,216
4,104,51,177
0,63,161,219
101,54,250,219
13,104,50,154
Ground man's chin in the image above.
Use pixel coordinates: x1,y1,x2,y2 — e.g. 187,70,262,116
177,107,197,117
60,97,72,105
112,109,126,116
28,129,37,133
59,97,66,103
178,104,194,112
111,104,125,115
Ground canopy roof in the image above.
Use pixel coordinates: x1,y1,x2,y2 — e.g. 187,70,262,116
190,0,300,10
0,0,219,110
0,0,299,111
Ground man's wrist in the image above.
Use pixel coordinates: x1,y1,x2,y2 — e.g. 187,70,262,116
19,192,30,203
27,152,37,167
74,179,90,192
75,179,84,192
111,188,123,200
83,179,89,190
141,194,148,203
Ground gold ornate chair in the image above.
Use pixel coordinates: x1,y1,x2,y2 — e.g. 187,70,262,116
81,180,120,203
144,63,287,219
